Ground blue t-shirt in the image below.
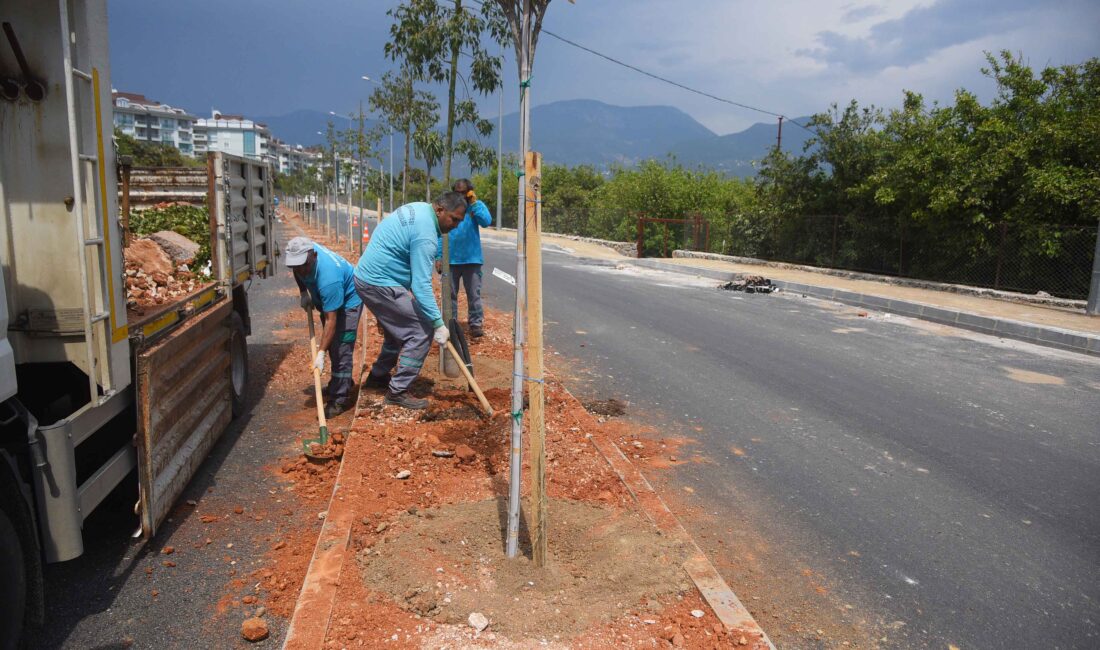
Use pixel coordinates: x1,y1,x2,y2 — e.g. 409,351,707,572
438,200,492,265
303,243,362,312
354,202,444,327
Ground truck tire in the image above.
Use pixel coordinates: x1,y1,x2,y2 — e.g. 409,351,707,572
229,311,249,417
0,506,26,650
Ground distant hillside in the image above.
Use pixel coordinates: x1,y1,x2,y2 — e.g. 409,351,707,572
668,116,815,175
253,101,815,177
502,99,716,167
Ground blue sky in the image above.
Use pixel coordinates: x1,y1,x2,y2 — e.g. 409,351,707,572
108,0,1099,139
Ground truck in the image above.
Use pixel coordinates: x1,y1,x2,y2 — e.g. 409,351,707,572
0,2,277,644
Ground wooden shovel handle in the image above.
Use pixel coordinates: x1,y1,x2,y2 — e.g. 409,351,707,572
445,340,494,417
307,309,327,429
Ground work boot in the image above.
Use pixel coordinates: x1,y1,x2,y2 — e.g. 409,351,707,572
362,372,390,390
469,326,484,339
384,390,428,410
324,401,350,419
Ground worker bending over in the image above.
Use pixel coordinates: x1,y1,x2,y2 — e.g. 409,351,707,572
285,237,362,418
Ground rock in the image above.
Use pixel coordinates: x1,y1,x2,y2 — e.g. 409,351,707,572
254,606,266,618
431,449,455,458
672,631,685,647
454,444,477,464
148,231,200,265
242,595,256,604
160,546,175,555
395,469,412,479
233,506,244,514
375,522,388,533
240,617,269,642
468,612,489,632
738,635,748,646
317,511,327,520
691,609,705,618
125,238,174,277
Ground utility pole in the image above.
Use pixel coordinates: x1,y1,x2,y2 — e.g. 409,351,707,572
1088,221,1100,315
776,115,784,152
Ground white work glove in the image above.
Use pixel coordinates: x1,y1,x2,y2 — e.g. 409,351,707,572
312,350,326,372
433,325,450,345
299,291,312,310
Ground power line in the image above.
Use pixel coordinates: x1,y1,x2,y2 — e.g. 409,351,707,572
540,29,817,135
440,0,818,136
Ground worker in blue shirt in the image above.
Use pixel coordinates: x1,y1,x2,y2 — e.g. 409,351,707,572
439,179,493,338
285,237,362,418
353,192,468,410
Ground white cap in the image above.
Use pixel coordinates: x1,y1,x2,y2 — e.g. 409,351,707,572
284,237,314,266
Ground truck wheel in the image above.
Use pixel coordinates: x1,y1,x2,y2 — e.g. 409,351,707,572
229,311,249,417
0,506,26,650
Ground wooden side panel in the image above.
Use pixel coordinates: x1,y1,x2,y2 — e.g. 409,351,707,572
136,300,233,538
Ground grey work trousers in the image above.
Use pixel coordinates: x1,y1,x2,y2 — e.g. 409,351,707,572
321,303,361,406
449,264,484,329
354,278,432,394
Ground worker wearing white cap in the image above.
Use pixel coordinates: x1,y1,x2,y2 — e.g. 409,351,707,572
285,236,362,418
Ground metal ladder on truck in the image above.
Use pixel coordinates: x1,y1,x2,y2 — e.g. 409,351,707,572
58,0,117,405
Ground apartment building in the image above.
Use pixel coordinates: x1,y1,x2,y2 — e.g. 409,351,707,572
193,111,274,166
112,91,198,156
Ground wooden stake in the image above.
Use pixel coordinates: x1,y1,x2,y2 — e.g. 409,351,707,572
524,151,547,567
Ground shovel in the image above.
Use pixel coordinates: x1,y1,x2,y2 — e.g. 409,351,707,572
300,307,332,459
444,340,493,417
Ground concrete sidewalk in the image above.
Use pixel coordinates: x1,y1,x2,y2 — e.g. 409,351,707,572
480,228,1100,356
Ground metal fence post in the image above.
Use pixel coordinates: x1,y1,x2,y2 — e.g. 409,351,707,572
994,222,1007,291
1087,220,1100,315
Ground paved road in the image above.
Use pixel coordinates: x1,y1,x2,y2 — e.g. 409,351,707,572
479,239,1100,649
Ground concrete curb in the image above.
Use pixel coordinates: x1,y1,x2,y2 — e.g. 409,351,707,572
588,433,775,649
673,249,1088,311
630,258,1100,357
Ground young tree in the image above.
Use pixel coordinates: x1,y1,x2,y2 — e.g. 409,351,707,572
386,0,508,183
369,70,440,203
413,129,445,199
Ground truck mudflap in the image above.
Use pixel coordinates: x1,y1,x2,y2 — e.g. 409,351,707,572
135,299,234,538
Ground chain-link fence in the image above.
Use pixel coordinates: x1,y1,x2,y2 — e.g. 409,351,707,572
716,214,1097,300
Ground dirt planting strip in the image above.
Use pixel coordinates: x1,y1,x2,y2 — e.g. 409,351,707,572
275,209,772,647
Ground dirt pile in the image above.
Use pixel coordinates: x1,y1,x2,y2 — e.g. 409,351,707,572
358,498,690,639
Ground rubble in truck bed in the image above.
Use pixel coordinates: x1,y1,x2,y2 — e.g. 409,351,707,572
124,230,212,317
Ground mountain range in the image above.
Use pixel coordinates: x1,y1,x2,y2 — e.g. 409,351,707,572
254,99,814,177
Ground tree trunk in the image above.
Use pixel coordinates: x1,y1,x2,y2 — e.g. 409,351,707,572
426,164,432,201
442,0,461,185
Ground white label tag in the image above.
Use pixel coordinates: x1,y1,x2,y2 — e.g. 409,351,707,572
492,267,516,286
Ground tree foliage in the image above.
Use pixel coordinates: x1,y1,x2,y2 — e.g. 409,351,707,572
757,51,1099,295
114,129,201,167
386,0,507,183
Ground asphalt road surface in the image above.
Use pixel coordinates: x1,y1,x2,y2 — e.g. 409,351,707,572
479,238,1100,649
